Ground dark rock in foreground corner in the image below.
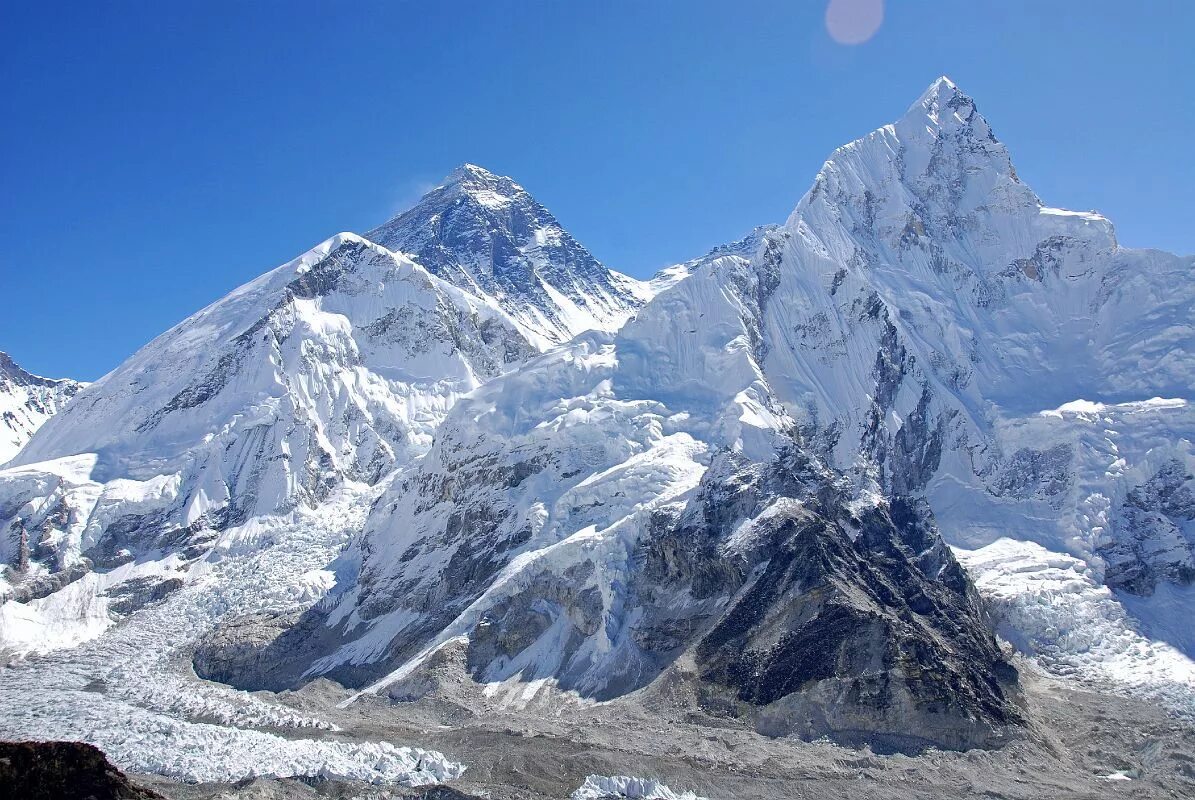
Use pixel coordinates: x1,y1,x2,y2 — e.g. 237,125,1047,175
0,741,164,800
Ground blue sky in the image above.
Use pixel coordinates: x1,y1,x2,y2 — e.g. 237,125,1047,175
2,1,1192,381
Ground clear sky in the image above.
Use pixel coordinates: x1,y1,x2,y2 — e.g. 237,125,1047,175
2,1,1192,381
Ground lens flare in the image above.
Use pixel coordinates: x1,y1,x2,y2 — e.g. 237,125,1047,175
825,0,885,46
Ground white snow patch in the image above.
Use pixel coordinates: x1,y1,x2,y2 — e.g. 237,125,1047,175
572,775,709,800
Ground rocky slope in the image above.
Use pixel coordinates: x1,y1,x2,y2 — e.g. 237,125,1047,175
0,351,83,466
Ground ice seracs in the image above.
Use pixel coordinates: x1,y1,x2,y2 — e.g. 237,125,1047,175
571,775,708,800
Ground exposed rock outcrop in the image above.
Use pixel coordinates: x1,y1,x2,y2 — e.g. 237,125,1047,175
0,741,164,800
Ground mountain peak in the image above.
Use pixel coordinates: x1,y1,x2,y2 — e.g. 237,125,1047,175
445,162,498,182
0,350,84,465
911,75,964,112
366,166,647,346
0,350,79,389
435,163,527,206
788,74,1052,262
898,75,992,143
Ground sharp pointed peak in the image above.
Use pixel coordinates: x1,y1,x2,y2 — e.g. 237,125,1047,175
903,75,982,128
446,162,498,181
439,162,525,193
925,74,960,96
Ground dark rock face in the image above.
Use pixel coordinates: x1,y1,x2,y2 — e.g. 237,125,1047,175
638,448,1021,753
988,444,1073,500
1101,460,1195,595
105,576,184,615
696,503,1018,751
0,741,163,800
193,610,308,690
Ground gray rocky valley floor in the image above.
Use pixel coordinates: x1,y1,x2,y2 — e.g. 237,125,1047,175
136,664,1194,799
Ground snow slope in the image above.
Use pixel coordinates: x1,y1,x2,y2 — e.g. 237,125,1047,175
0,351,83,466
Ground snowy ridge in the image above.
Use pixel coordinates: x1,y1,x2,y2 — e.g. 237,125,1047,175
0,351,83,466
645,224,778,296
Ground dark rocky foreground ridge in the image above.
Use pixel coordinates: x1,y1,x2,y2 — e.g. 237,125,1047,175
0,741,165,800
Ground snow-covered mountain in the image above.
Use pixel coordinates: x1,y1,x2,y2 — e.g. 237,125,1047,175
0,161,663,606
367,164,650,347
192,77,1195,750
2,76,1193,769
0,234,533,615
0,351,83,466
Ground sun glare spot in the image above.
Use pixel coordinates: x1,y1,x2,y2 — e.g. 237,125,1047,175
825,0,885,46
